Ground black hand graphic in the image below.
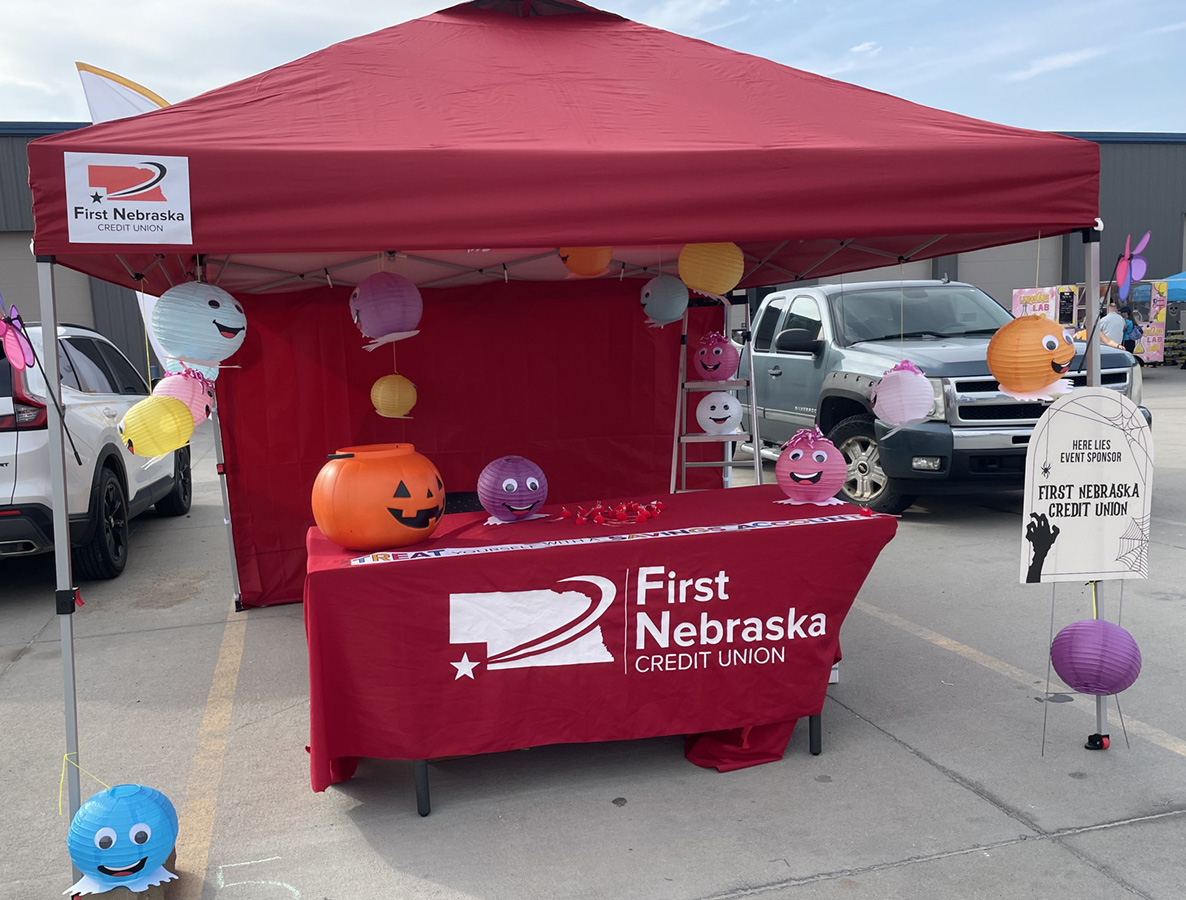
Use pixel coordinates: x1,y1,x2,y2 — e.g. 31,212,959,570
1025,512,1060,583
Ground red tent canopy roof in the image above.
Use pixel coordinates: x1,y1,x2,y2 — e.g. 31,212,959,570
28,1,1099,294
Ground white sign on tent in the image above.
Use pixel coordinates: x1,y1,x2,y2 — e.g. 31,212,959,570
1020,387,1153,583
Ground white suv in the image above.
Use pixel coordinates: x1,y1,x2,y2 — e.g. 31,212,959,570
1,324,191,579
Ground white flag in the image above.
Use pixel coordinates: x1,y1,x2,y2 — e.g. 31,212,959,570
76,62,168,123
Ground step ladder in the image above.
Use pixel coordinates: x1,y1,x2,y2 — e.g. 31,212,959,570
670,297,763,492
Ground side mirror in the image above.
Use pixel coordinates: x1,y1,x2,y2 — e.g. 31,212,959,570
774,328,822,355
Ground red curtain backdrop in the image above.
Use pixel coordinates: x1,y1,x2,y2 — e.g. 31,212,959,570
217,279,721,606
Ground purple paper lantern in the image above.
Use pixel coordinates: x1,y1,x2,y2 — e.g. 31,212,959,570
477,456,549,522
349,272,423,342
1051,619,1142,695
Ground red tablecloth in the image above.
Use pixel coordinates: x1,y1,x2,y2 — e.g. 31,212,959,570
304,485,896,790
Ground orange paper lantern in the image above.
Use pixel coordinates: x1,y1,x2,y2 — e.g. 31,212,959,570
558,246,613,277
987,315,1075,399
312,443,444,551
678,242,745,295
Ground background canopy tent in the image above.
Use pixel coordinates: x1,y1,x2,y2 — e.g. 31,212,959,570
27,0,1101,608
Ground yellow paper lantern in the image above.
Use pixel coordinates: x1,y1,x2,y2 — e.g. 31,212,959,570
371,373,417,417
118,395,194,457
559,246,613,277
678,242,745,295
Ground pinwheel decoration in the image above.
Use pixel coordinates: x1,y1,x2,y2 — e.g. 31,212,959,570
1,295,36,372
1116,231,1150,301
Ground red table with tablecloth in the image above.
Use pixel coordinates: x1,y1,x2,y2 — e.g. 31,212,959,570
304,484,896,792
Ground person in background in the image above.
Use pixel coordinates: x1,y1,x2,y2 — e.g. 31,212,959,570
1099,302,1126,347
1120,306,1144,364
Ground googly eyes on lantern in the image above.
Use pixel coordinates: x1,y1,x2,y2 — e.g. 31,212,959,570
94,827,116,850
478,456,549,523
693,333,740,381
66,783,179,895
775,427,848,505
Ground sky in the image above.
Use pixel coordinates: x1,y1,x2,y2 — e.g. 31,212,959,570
1,0,1184,132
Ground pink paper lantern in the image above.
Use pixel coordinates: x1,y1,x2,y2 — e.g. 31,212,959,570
349,272,423,343
872,360,934,427
152,370,215,427
1051,619,1142,696
775,427,847,504
693,332,740,381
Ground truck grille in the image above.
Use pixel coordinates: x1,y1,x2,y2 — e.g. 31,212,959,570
950,369,1130,426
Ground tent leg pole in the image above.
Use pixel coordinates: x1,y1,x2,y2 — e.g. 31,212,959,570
209,394,243,612
38,258,82,878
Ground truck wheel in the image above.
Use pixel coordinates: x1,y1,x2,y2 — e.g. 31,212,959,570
72,467,129,580
827,414,918,514
155,446,192,517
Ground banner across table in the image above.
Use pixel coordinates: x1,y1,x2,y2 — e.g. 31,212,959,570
304,484,897,792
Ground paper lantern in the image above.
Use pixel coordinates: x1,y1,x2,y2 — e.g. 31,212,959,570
312,443,444,550
66,784,178,895
1051,619,1142,695
119,395,194,457
987,315,1075,399
153,370,215,427
678,242,745,296
693,332,740,381
640,274,689,326
775,427,847,504
695,391,742,434
559,246,613,277
349,272,422,345
151,282,246,367
872,360,933,427
162,355,219,381
371,373,417,418
478,456,549,522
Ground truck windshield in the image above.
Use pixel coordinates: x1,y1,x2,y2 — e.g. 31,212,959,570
832,285,1013,343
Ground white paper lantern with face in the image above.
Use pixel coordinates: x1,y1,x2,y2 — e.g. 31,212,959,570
151,283,246,368
695,392,743,434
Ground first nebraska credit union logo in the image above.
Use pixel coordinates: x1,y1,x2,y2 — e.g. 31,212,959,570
448,576,616,679
64,152,192,245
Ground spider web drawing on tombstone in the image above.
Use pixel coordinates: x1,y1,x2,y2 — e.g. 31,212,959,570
1116,515,1150,577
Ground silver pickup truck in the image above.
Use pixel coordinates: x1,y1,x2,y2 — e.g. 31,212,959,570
738,280,1149,513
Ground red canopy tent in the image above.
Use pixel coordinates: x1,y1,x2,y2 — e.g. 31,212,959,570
25,0,1102,610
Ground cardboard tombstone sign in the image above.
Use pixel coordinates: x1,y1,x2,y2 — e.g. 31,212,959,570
1021,388,1153,584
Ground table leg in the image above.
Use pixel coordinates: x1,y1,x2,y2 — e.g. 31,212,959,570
414,759,431,816
809,714,822,755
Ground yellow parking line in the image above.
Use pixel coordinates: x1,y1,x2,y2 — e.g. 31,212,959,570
854,600,1186,757
173,608,247,899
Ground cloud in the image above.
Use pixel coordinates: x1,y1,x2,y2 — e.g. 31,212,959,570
1005,47,1108,82
1144,20,1186,34
850,41,881,55
633,0,733,34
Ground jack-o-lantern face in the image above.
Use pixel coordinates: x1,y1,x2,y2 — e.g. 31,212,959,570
775,428,847,504
388,474,444,530
987,315,1076,395
693,332,740,381
312,443,445,551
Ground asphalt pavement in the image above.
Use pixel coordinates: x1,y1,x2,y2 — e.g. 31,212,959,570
2,367,1184,899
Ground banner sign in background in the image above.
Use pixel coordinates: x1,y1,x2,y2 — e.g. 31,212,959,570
1012,285,1078,324
1021,388,1153,583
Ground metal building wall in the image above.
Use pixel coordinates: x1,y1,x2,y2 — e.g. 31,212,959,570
1062,134,1186,284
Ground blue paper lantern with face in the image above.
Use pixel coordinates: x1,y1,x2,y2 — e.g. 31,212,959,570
67,784,179,894
640,274,688,326
151,282,247,368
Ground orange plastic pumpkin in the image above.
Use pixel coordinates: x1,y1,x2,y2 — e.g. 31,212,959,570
312,443,445,551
